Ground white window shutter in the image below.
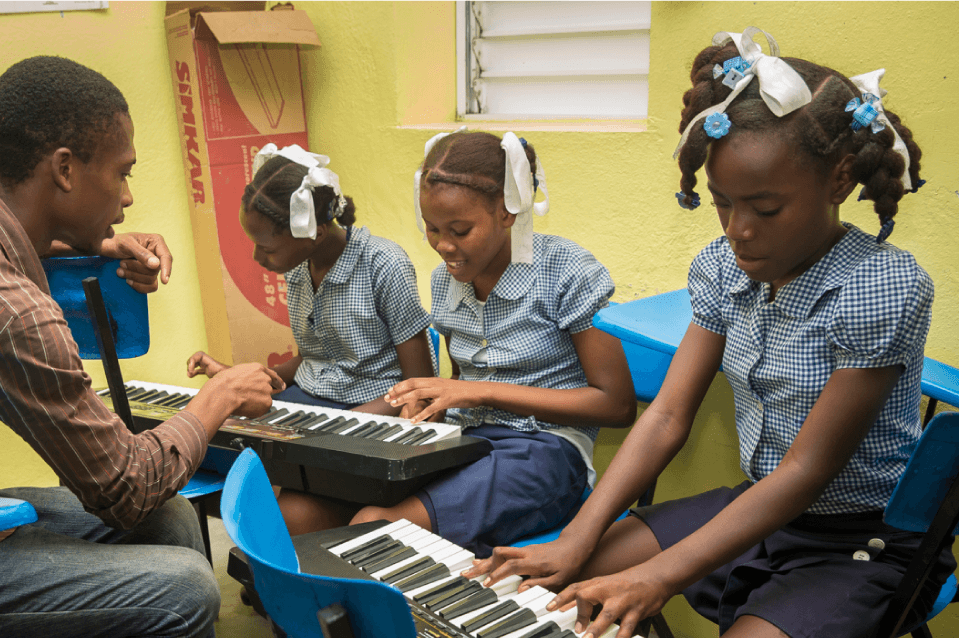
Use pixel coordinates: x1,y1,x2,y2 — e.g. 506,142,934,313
459,1,651,119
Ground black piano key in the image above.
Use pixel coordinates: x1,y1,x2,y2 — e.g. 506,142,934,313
355,422,389,439
413,575,470,606
133,389,161,402
145,391,170,403
430,581,482,611
280,412,315,429
169,395,193,409
155,393,188,407
294,414,330,431
476,608,538,638
417,428,440,444
461,600,520,634
555,631,577,638
261,408,290,423
437,586,498,619
379,556,434,584
312,416,349,433
351,540,405,569
273,412,306,426
342,420,377,438
370,424,404,441
125,388,152,401
405,429,435,446
362,546,418,574
327,418,364,434
396,562,451,592
390,427,422,445
518,622,563,638
339,535,393,562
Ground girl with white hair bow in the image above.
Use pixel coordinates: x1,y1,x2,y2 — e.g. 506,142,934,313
467,29,949,638
187,143,435,485
368,130,636,558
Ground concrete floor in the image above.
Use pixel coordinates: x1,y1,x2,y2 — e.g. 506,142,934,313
209,515,275,638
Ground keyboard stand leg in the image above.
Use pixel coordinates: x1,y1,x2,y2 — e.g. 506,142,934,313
317,603,356,638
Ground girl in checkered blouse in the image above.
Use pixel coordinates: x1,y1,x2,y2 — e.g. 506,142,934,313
373,130,637,557
186,145,437,532
466,29,954,638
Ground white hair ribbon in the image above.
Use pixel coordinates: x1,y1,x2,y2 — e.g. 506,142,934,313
252,143,343,240
848,69,912,192
673,27,812,159
500,132,549,264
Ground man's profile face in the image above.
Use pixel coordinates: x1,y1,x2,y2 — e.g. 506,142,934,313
58,114,136,254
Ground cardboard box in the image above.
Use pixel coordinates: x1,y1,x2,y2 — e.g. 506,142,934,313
164,5,320,367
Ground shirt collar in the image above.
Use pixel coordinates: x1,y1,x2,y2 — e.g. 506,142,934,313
284,225,370,287
0,198,48,294
445,258,536,312
730,223,872,320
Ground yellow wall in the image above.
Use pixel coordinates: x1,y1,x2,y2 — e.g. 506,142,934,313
1,2,957,636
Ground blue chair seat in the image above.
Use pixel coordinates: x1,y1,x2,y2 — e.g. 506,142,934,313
0,497,38,530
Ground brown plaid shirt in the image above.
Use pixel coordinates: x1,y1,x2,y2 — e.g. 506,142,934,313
0,199,206,529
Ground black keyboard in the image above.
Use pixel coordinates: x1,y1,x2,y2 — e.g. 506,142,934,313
97,381,492,506
229,519,639,638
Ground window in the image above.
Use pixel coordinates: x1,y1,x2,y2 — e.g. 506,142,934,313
457,1,651,120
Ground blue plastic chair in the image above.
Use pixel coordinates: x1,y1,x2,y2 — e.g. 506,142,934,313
44,256,226,564
0,497,38,531
428,325,441,376
880,411,959,637
221,448,416,638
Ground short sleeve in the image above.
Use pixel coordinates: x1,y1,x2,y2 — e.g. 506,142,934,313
688,238,728,336
430,264,452,339
370,241,432,345
827,250,933,370
552,241,614,334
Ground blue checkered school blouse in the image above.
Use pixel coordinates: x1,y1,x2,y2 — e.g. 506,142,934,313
430,233,614,441
689,223,934,514
286,226,431,404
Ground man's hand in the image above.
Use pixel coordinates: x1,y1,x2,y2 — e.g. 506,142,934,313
99,232,173,293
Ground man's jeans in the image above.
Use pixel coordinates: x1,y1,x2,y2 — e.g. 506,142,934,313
0,486,219,637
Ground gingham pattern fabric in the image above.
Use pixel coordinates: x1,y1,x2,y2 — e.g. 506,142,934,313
688,223,933,514
287,226,431,404
431,233,614,441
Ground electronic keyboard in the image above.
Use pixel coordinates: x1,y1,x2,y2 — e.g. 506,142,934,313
230,519,643,638
96,381,492,506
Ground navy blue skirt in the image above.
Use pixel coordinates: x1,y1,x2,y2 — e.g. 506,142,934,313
415,424,588,558
632,482,956,637
272,383,357,410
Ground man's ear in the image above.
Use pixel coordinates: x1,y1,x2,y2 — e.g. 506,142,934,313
831,153,858,205
50,148,74,193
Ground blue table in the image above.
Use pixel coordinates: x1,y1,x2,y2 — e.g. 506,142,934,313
594,289,959,416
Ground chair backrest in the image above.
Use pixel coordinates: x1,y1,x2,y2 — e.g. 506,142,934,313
878,411,959,637
886,411,959,535
221,448,417,638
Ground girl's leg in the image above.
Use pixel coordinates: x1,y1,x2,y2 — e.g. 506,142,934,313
351,495,433,532
578,515,663,580
276,488,361,536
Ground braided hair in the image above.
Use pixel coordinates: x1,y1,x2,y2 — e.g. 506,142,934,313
242,155,356,234
0,56,129,189
421,131,537,208
676,42,921,234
